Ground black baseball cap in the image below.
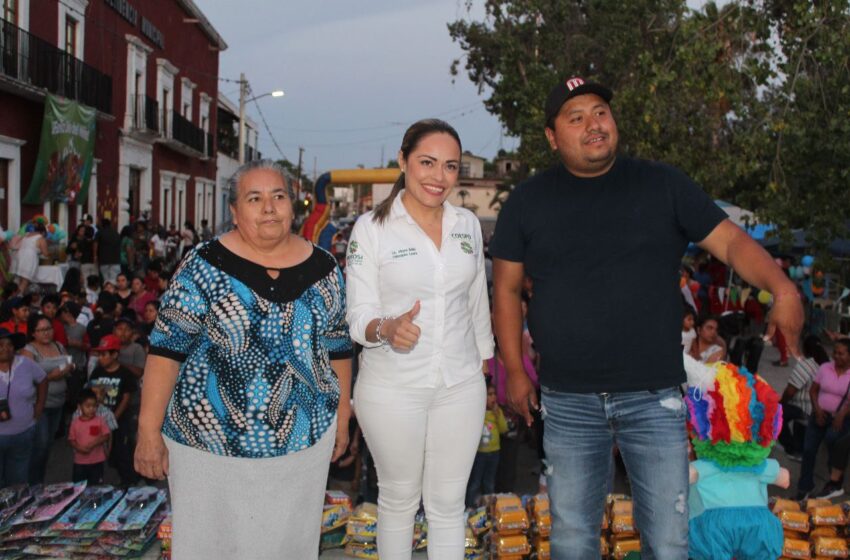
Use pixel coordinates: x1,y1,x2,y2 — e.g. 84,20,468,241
544,77,613,127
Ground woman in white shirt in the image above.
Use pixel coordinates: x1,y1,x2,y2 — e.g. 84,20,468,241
346,119,493,559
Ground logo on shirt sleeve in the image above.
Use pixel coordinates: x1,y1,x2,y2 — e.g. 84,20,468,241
347,241,364,266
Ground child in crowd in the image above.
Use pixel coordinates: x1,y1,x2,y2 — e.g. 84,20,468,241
466,380,509,507
0,296,30,334
72,384,118,432
682,307,697,350
89,334,137,486
68,389,112,484
41,294,68,346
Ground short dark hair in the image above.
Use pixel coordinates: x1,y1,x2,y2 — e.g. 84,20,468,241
836,338,850,355
78,388,98,405
41,294,60,308
87,275,102,289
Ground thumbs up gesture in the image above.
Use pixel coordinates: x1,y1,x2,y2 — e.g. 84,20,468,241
381,301,422,351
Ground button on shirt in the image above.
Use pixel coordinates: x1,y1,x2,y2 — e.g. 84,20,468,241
346,192,494,388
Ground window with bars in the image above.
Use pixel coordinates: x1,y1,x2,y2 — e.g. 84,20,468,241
3,0,17,24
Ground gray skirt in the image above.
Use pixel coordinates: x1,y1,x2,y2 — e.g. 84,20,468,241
164,420,336,560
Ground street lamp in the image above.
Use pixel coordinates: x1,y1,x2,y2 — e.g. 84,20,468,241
238,73,284,164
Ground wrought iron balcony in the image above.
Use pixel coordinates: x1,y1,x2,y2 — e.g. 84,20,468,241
166,111,206,157
130,94,158,133
0,16,112,114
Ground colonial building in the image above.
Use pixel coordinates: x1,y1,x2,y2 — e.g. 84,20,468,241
0,0,226,233
215,91,259,229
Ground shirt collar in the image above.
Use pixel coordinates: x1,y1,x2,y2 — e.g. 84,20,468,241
389,189,458,226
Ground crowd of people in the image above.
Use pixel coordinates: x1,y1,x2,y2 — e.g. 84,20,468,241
0,215,214,492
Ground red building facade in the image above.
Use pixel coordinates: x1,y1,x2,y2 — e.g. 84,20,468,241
0,0,226,233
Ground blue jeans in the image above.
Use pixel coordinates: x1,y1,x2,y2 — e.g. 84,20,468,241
0,425,36,488
465,450,499,507
29,406,63,484
541,386,689,560
797,414,850,493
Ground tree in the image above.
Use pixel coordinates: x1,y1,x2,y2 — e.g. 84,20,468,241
450,1,850,256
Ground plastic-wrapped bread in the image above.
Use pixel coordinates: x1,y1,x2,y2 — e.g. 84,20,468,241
812,536,849,558
782,537,812,559
811,506,845,526
778,510,811,533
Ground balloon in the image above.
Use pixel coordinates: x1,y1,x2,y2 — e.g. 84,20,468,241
802,255,815,267
757,290,772,305
689,281,700,294
774,258,784,267
803,266,812,276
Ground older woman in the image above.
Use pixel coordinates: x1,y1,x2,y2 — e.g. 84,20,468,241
135,160,352,559
0,327,47,487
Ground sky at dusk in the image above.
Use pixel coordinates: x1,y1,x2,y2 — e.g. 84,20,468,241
193,0,521,176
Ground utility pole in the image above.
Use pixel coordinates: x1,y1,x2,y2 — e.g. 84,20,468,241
237,73,247,164
313,156,317,183
295,146,304,200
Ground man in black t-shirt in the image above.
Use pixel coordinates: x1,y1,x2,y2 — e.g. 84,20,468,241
489,77,803,559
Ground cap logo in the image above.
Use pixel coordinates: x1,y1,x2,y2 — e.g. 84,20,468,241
565,77,585,91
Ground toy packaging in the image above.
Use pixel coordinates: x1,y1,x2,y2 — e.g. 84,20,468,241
98,487,166,532
48,486,125,533
10,482,86,526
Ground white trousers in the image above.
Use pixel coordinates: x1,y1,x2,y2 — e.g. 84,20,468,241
354,373,486,560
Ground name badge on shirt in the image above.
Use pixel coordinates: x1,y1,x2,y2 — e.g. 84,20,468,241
391,247,418,259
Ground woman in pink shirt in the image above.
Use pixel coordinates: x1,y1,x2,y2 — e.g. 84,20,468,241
796,338,850,499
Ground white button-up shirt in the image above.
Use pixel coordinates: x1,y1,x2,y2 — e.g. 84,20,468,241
346,192,494,388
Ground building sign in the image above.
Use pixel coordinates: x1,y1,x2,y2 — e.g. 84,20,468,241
141,17,165,49
24,95,96,205
104,0,138,25
104,0,165,49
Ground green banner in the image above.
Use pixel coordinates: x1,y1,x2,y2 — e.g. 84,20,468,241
24,94,96,205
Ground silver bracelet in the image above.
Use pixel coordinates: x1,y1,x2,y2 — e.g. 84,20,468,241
375,316,391,346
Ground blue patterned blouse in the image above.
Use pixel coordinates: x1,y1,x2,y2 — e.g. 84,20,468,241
149,239,353,458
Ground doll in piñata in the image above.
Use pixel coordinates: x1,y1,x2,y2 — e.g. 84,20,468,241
683,357,790,560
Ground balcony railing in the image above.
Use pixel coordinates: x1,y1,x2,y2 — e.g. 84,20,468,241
131,94,158,133
0,17,112,114
171,110,205,154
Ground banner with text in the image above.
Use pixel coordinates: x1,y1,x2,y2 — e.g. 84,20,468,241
24,94,96,205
